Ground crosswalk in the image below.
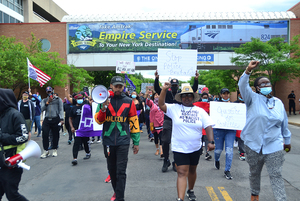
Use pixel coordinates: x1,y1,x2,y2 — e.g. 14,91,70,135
206,187,233,201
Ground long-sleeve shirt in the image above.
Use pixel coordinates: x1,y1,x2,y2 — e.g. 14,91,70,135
146,98,164,134
41,96,64,120
238,72,291,154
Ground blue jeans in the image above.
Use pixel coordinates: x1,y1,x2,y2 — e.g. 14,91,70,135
139,123,143,131
214,128,236,171
31,115,41,135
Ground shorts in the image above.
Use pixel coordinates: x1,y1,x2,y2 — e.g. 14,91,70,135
173,149,201,166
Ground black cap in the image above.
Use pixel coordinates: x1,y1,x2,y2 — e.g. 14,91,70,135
170,78,179,85
23,91,29,95
111,76,125,86
220,88,230,94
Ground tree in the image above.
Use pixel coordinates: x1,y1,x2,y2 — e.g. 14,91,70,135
231,37,300,96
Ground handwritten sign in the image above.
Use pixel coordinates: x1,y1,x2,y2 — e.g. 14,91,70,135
210,102,246,130
157,49,197,76
92,102,103,131
116,61,135,74
141,83,154,93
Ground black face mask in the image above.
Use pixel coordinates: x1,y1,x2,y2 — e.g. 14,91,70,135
171,86,178,93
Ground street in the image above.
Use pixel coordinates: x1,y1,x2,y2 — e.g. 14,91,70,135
5,125,300,201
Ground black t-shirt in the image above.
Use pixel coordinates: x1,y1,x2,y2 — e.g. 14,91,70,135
70,105,82,130
20,101,30,119
288,93,295,104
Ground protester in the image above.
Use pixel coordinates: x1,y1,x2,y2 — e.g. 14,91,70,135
30,92,42,137
18,91,35,133
95,76,140,201
64,96,74,144
0,88,30,201
288,90,296,115
238,60,291,201
138,91,146,133
145,90,164,157
193,92,212,160
234,91,246,161
154,70,199,172
40,86,64,158
158,84,215,201
69,94,91,165
213,88,236,180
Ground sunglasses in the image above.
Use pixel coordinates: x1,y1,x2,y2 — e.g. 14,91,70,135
259,82,271,87
181,94,194,98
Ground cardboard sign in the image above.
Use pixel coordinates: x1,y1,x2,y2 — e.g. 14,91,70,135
157,49,197,76
210,102,246,130
116,61,135,74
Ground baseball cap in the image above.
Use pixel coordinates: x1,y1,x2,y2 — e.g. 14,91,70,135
46,86,53,92
111,76,125,86
220,88,230,94
170,78,179,85
23,91,29,95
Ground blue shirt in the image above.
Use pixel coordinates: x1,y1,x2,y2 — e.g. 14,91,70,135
238,72,291,154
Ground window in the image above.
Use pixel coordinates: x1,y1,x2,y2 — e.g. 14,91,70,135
9,16,15,23
206,25,210,29
218,25,226,29
264,25,270,29
4,12,9,23
212,25,216,29
40,39,51,52
227,25,233,29
0,11,2,23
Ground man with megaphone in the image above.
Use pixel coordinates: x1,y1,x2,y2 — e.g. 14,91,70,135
95,76,140,201
0,88,30,201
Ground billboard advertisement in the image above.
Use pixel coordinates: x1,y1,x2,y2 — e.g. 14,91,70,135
68,20,288,53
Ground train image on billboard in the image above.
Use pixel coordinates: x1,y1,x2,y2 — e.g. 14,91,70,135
179,21,288,52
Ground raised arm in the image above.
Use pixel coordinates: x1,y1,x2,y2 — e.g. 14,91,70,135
192,70,199,92
154,70,162,95
158,82,170,113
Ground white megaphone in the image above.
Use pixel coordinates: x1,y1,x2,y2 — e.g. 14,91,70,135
91,85,114,104
5,140,41,170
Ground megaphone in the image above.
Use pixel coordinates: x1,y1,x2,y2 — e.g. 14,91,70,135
91,85,114,104
5,140,41,170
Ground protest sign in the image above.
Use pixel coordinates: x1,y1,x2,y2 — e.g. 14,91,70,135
141,83,154,93
92,102,103,131
210,102,246,130
157,49,197,76
116,61,135,74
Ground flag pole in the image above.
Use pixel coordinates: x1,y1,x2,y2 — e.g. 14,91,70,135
27,58,30,90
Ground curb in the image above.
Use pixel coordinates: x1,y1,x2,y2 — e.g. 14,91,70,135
288,122,300,127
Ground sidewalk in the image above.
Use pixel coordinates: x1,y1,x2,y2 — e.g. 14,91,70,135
287,111,300,127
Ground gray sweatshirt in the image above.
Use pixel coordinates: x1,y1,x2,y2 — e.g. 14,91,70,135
41,96,64,120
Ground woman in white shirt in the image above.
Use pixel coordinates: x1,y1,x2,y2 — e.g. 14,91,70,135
158,82,215,201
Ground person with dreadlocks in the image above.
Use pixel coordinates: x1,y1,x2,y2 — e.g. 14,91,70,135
238,60,291,201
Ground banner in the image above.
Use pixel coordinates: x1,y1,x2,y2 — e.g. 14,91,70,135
157,49,197,76
68,20,288,53
210,102,246,130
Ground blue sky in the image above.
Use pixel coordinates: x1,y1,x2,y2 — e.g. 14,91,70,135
55,0,299,82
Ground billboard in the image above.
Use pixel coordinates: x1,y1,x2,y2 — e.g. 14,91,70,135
68,20,288,53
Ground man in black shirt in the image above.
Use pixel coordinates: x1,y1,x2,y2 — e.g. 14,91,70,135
154,70,199,172
18,91,35,133
288,91,296,115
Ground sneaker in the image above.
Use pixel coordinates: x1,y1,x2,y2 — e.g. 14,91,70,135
224,171,233,180
68,140,72,145
52,149,58,157
110,193,116,201
83,153,91,160
104,175,111,183
97,139,101,143
37,134,41,137
214,161,220,170
160,154,164,159
172,161,177,172
176,199,184,201
40,150,49,159
89,140,94,144
205,152,212,160
162,159,171,172
186,189,197,201
239,153,246,161
72,159,78,165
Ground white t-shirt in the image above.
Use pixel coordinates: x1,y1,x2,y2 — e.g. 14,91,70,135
165,104,214,153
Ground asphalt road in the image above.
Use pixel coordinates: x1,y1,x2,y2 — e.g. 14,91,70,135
3,125,300,201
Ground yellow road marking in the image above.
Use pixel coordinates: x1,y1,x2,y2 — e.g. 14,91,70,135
206,186,219,201
218,187,233,201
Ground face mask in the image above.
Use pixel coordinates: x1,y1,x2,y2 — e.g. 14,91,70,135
131,95,137,99
32,98,35,101
171,86,178,93
260,87,272,95
154,98,159,105
23,96,28,100
150,95,152,97
222,98,230,102
77,99,83,104
238,97,244,102
202,99,208,102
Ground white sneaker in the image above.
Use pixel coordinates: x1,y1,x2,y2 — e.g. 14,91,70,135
52,149,58,157
97,139,101,143
40,150,49,159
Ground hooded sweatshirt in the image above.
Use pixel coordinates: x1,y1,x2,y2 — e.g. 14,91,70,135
0,88,29,160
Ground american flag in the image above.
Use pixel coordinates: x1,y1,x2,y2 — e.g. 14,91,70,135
27,58,51,87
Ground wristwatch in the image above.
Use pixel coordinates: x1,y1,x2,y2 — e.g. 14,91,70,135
208,141,215,144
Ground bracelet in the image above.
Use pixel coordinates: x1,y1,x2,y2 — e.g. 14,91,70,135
246,67,253,74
